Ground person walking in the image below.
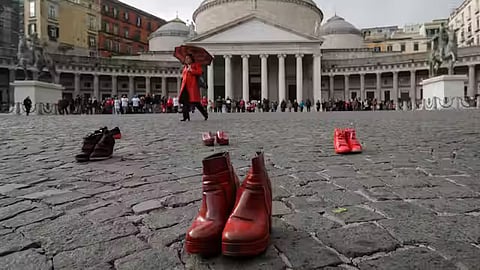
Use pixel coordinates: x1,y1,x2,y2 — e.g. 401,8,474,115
179,54,208,121
23,96,32,116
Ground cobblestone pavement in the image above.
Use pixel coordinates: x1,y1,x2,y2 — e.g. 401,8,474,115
1,111,480,270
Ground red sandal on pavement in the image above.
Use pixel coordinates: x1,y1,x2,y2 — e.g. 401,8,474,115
202,132,215,146
216,131,229,146
334,128,351,154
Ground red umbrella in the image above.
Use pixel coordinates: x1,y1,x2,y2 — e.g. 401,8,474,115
174,45,213,65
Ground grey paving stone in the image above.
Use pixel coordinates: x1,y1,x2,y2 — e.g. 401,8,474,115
19,188,70,199
115,248,183,270
0,207,62,228
283,195,330,213
0,184,30,195
431,241,480,270
143,204,198,230
20,214,138,255
0,201,36,221
362,187,402,201
41,191,90,205
357,248,457,270
283,211,341,233
319,190,369,207
0,232,38,256
368,201,435,219
414,198,480,214
318,223,400,258
132,199,164,214
148,222,189,248
86,203,131,223
0,249,52,270
53,235,149,269
330,206,386,224
272,201,292,216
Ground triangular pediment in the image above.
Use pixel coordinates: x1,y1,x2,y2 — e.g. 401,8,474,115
188,15,320,43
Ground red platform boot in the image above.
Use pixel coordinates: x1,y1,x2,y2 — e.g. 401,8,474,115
185,152,240,256
334,128,351,154
344,128,363,153
222,152,272,257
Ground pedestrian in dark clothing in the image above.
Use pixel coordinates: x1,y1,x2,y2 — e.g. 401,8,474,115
23,97,32,116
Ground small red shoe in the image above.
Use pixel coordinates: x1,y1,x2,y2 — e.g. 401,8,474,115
202,132,215,146
334,128,351,154
216,131,229,146
344,128,362,153
222,152,272,257
111,127,122,140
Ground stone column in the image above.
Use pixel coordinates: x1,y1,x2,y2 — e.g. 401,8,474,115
329,75,334,100
224,54,232,99
242,54,250,101
344,74,350,101
111,75,118,97
74,73,81,98
410,70,416,110
161,77,167,97
145,76,151,95
296,54,304,103
360,73,365,101
129,76,135,98
53,72,61,85
278,54,286,103
260,54,269,100
177,77,181,95
207,61,215,102
393,71,399,110
93,74,99,100
8,68,15,104
313,54,322,107
376,72,381,101
468,64,476,98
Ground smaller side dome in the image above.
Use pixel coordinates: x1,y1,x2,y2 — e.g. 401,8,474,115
319,15,362,36
149,18,190,52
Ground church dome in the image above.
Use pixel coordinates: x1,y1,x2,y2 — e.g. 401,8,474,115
149,18,190,52
319,15,364,49
319,15,362,36
193,0,323,36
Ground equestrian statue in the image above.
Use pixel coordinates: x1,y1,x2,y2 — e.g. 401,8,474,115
16,33,58,82
428,24,458,77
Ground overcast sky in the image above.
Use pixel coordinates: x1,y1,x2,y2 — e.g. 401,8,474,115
122,0,463,28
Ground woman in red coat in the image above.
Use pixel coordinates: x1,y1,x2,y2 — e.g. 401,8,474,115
179,54,208,121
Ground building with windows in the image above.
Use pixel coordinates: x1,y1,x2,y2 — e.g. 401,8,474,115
449,0,480,47
362,19,448,53
1,0,479,111
24,0,100,56
97,0,166,57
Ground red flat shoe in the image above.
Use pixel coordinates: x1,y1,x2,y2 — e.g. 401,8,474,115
222,152,272,257
185,152,240,256
216,131,229,146
334,128,351,154
344,128,362,153
202,132,215,146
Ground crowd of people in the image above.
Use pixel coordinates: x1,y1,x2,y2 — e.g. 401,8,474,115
56,94,414,115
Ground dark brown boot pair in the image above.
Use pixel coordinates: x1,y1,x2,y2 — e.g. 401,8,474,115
75,127,121,162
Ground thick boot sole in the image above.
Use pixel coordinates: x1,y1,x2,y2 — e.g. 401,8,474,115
222,233,269,257
89,155,113,161
185,239,221,257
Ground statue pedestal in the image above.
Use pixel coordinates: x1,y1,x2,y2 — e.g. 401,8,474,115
421,75,468,110
12,80,64,115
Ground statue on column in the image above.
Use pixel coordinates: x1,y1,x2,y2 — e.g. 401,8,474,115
16,33,58,82
428,24,458,77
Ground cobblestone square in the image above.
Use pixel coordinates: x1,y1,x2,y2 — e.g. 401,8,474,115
1,111,480,269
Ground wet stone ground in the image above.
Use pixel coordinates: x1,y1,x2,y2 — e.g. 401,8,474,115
0,111,480,270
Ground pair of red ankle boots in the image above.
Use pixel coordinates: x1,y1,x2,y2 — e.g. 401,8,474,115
334,128,363,154
185,152,272,257
203,131,229,146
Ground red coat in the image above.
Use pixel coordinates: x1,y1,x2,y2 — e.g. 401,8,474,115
179,63,202,103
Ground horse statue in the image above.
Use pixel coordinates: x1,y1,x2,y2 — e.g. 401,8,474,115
428,24,458,77
16,33,58,82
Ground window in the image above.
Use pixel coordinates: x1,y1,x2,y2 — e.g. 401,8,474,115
136,16,142,27
47,25,59,41
124,11,129,21
373,46,381,52
124,28,129,38
387,45,393,52
400,43,406,52
28,23,36,35
29,0,35,17
147,22,151,31
103,5,109,13
413,43,419,51
138,45,144,52
126,46,132,54
88,36,96,48
113,7,118,18
48,5,57,19
88,15,96,30
102,21,110,32
113,24,119,35
113,42,119,52
427,42,432,50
